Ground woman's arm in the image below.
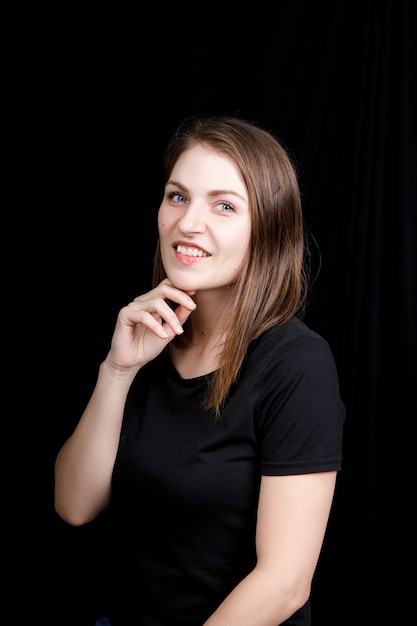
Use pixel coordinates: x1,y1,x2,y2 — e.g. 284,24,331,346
203,471,337,626
54,358,137,526
54,279,196,526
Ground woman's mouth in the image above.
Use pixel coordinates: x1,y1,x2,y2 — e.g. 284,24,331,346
175,245,210,258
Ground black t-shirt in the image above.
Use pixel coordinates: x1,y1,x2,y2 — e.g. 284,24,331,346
108,318,345,625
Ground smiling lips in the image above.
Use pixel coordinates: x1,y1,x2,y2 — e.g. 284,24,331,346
175,244,210,258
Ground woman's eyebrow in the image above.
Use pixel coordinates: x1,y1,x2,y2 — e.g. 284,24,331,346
165,179,187,190
166,180,246,202
207,189,247,202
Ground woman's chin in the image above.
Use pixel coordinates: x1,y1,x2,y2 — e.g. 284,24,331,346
167,278,198,293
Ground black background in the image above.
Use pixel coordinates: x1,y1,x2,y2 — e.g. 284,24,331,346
21,1,416,624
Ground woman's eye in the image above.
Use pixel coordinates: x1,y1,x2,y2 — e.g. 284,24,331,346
218,202,235,212
168,191,186,203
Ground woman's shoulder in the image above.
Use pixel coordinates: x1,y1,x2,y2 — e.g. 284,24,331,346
256,317,328,350
249,318,338,375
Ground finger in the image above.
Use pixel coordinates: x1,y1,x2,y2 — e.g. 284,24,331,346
140,282,196,311
173,304,195,329
122,302,185,338
118,308,170,340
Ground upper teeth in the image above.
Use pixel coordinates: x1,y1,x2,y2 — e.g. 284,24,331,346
176,245,209,257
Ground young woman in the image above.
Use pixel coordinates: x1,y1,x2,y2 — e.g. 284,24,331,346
55,115,345,625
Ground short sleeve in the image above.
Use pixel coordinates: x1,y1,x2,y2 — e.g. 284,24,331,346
256,333,345,476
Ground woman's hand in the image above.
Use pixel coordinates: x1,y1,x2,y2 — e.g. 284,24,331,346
107,279,196,371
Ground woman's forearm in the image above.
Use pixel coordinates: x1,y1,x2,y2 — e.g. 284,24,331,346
54,359,138,525
203,567,309,626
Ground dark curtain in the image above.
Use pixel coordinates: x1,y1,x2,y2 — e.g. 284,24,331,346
36,1,415,624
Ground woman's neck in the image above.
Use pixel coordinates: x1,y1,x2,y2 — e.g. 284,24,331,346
186,294,230,348
170,298,229,379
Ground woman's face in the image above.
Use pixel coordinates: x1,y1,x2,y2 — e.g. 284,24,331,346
158,144,251,294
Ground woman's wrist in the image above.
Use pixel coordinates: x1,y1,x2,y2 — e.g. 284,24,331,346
100,356,141,384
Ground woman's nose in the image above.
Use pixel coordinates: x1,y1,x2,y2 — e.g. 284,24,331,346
177,203,206,234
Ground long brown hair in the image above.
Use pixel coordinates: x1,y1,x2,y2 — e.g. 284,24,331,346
153,115,310,416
